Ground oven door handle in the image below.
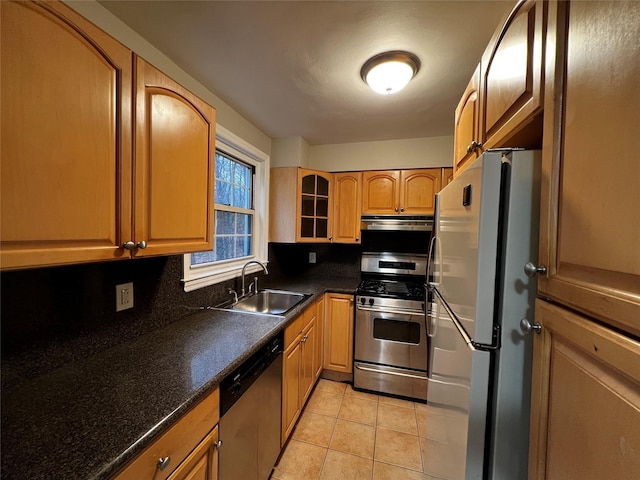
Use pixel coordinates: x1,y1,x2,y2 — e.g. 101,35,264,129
356,305,424,316
355,363,427,380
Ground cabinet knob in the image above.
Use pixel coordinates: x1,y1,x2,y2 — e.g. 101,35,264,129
400,207,405,212
520,318,542,335
157,456,171,471
394,207,399,212
524,262,546,278
215,440,223,451
466,141,482,154
122,241,135,251
137,240,148,250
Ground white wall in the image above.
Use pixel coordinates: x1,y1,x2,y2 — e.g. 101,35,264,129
308,136,453,172
64,0,271,156
271,137,310,168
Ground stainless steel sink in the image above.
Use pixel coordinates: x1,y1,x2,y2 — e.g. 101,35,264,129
217,289,311,316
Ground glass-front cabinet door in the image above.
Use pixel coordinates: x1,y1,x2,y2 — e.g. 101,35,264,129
298,169,331,241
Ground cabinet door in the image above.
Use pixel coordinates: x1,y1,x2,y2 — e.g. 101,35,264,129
538,0,640,336
300,317,316,405
453,65,481,176
528,300,640,479
324,294,354,373
167,427,219,480
399,169,440,215
134,57,215,257
362,171,401,214
281,338,301,445
332,172,362,244
314,297,325,380
0,0,132,270
480,0,545,149
297,169,332,242
441,168,454,189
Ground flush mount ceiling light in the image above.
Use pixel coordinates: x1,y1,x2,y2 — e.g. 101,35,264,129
360,51,421,95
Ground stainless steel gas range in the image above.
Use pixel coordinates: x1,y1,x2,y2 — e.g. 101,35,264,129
353,252,429,401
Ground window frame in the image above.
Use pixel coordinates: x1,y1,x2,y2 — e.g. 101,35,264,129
182,125,269,292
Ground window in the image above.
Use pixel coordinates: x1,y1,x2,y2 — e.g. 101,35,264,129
183,125,269,292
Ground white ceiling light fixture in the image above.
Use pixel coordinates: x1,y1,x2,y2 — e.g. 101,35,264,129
360,51,421,95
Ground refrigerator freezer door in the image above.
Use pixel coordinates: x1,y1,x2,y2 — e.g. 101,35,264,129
427,293,490,480
433,152,505,345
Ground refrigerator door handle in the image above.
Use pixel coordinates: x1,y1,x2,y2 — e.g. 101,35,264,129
426,235,438,288
431,286,501,352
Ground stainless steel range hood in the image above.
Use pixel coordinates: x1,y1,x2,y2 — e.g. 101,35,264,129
361,215,433,231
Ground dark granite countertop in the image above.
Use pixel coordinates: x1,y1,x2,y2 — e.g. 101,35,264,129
1,276,358,480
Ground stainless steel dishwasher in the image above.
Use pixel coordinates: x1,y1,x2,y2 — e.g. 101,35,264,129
219,333,283,480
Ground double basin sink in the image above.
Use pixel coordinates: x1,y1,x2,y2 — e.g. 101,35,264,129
216,289,311,316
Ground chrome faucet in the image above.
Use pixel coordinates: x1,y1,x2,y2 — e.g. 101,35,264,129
241,260,268,297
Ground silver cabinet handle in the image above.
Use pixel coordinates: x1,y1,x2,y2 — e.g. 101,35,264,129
157,456,171,471
215,440,223,451
524,262,546,278
137,240,148,249
122,241,135,251
520,318,542,335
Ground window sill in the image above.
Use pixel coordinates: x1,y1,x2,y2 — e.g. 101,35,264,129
182,259,269,293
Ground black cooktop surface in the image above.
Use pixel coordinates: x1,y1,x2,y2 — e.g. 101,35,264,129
357,279,425,300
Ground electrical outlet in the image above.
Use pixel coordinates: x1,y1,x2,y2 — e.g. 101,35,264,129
116,282,134,312
309,252,317,264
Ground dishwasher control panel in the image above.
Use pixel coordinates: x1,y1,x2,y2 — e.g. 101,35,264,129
220,332,283,416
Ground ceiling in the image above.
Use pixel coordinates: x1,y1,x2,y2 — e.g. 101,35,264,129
98,1,514,146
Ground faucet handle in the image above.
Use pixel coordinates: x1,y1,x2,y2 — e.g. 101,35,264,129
228,289,239,304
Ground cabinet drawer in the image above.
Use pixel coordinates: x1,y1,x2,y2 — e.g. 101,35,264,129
113,388,219,480
284,314,305,349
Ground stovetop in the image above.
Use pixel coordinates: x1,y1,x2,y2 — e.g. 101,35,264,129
356,278,425,301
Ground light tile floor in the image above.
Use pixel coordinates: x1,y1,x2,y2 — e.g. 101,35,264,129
272,379,464,480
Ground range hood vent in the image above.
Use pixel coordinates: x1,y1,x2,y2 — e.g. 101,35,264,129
361,215,433,231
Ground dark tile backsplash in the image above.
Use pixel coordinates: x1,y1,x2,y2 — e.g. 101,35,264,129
1,243,360,391
268,243,361,279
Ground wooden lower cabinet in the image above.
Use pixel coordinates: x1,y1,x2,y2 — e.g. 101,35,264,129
281,299,321,445
528,300,640,479
167,427,218,480
323,293,354,374
113,388,219,480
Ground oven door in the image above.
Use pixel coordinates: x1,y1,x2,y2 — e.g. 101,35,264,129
354,302,427,371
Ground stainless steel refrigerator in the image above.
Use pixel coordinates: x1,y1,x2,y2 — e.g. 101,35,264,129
426,149,541,480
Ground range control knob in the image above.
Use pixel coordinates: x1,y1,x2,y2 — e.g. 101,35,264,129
368,298,374,306
360,297,366,305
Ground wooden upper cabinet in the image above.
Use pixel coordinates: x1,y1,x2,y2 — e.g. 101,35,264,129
537,0,640,337
332,172,362,244
441,168,454,189
0,2,216,270
453,65,481,176
0,0,132,270
399,169,440,214
134,57,215,257
270,168,332,243
362,170,400,214
363,169,440,215
480,0,545,150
